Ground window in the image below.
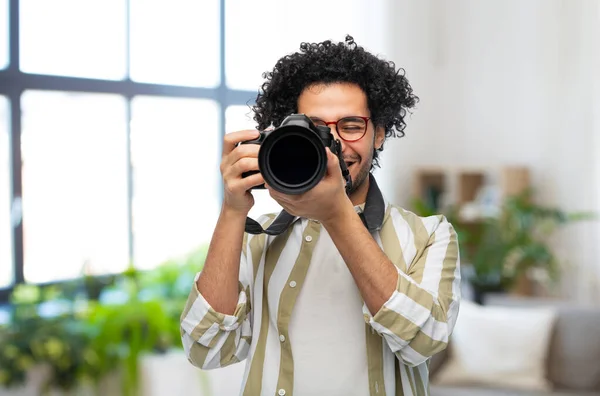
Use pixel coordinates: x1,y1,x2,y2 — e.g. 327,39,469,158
0,0,7,70
19,0,127,79
225,105,282,219
1,0,389,297
129,0,220,87
0,96,10,288
131,97,220,270
21,91,129,283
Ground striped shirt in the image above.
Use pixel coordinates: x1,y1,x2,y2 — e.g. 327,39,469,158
181,176,461,396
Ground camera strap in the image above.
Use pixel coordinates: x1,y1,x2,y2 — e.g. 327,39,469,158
244,209,296,235
244,150,352,235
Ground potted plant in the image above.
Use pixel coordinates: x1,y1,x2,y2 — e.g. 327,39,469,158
0,245,208,395
466,189,595,303
412,189,595,304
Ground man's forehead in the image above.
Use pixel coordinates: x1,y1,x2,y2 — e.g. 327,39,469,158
297,84,370,118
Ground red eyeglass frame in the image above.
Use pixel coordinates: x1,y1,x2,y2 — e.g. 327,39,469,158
309,116,371,142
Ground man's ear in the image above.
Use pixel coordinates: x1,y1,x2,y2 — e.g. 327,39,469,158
374,126,385,149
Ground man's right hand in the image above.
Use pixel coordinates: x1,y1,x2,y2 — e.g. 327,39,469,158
220,130,265,214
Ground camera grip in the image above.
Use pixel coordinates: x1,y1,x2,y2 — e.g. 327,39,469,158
331,139,352,193
238,135,266,189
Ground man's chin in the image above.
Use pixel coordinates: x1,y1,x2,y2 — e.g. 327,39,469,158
347,167,370,195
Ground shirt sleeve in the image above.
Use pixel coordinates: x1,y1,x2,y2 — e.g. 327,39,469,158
180,234,255,370
363,213,461,367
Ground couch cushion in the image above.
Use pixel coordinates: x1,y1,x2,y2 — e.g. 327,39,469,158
429,348,449,377
431,385,598,396
546,306,600,391
432,300,557,392
484,295,600,391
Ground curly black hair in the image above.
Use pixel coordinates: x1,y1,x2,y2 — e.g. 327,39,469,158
252,35,419,169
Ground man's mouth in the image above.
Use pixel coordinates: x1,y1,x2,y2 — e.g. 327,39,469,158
344,161,356,169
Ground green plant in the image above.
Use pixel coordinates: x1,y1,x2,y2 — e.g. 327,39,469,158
412,189,596,296
469,189,595,291
0,285,115,395
0,245,207,395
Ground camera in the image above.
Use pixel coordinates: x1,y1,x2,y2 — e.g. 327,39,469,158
240,114,352,195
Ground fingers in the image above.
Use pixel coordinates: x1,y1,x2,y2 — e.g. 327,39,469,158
239,172,265,191
220,131,261,179
224,172,265,197
228,142,260,164
222,130,260,157
230,157,259,178
326,147,341,176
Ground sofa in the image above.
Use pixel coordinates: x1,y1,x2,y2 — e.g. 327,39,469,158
429,295,600,396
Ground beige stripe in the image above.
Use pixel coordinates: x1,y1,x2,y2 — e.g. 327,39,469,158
188,343,211,369
411,365,426,395
437,224,459,300
275,220,321,396
249,215,277,285
243,226,294,396
243,284,252,318
404,365,417,395
180,283,200,321
380,212,407,273
375,306,447,357
406,231,433,285
365,326,386,395
191,312,221,344
410,328,448,357
396,275,447,323
399,208,434,249
397,209,432,283
220,330,238,366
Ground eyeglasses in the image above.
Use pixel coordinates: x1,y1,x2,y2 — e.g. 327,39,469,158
309,116,371,142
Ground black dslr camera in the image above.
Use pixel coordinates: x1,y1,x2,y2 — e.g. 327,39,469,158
241,114,352,195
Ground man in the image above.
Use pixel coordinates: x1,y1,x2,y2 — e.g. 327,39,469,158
180,36,461,396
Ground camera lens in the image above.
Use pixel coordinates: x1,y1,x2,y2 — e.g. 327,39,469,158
259,130,327,195
269,134,319,186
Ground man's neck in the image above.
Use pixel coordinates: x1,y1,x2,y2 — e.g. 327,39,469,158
348,176,370,206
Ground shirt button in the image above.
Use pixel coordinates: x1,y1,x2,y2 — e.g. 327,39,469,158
305,235,313,242
279,334,286,342
278,389,286,396
289,281,297,288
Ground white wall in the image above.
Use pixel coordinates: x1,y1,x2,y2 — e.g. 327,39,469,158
377,0,600,303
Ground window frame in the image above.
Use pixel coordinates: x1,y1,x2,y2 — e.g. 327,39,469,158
0,0,256,302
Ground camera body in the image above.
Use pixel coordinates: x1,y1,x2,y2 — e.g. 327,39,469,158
241,114,351,195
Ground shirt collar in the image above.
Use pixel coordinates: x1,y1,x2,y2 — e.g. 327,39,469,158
245,174,386,235
294,173,386,232
358,173,386,232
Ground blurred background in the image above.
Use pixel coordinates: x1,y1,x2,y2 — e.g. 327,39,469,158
0,0,599,395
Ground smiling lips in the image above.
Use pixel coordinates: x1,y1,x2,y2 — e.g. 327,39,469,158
344,158,358,168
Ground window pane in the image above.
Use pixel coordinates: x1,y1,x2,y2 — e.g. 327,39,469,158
0,96,11,288
131,97,220,270
20,0,127,79
225,105,282,220
225,0,388,90
129,0,220,87
21,91,129,283
0,0,8,70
